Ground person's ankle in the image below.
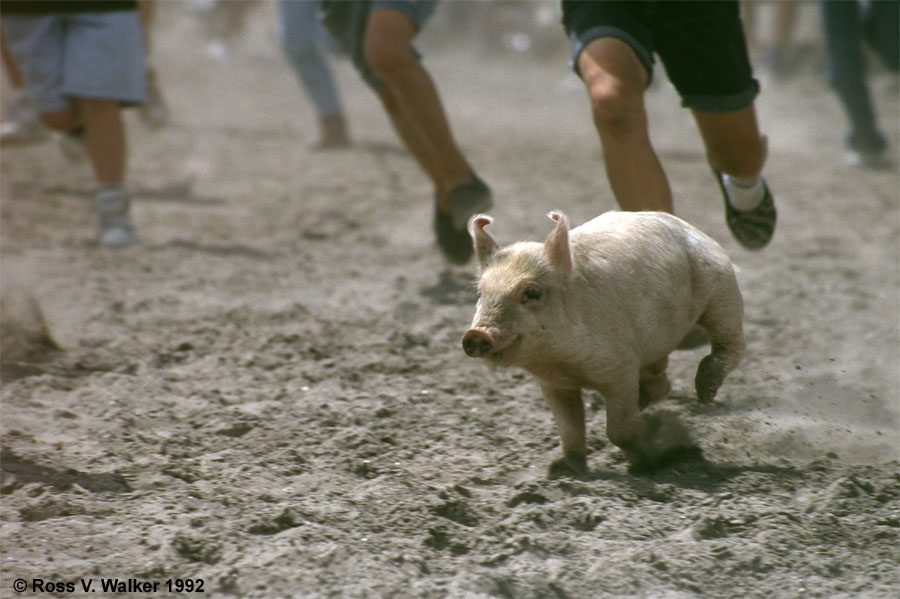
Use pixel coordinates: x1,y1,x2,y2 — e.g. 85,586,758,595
722,173,764,211
97,182,127,196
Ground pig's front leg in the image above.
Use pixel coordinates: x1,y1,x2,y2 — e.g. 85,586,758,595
539,381,587,476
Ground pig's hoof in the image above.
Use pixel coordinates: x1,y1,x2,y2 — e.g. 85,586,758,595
548,452,588,478
620,441,655,467
695,354,725,404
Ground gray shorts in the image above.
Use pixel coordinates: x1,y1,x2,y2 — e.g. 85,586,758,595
1,10,145,113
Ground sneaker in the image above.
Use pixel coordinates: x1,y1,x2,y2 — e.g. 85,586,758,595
313,113,350,150
433,176,493,264
714,169,776,251
206,39,229,60
844,148,892,169
96,186,139,247
140,66,170,129
763,48,792,79
844,133,891,170
59,127,87,164
0,90,49,145
0,117,49,145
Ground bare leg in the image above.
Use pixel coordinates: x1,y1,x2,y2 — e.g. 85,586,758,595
39,106,80,132
1,33,26,89
376,87,444,190
771,2,798,53
577,37,672,212
78,98,126,185
2,36,50,144
692,106,767,179
364,9,475,209
138,0,155,55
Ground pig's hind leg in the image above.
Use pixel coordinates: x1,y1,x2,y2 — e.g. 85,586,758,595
605,371,697,467
694,292,744,404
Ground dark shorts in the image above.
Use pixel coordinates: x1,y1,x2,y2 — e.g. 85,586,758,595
319,0,437,91
562,0,759,112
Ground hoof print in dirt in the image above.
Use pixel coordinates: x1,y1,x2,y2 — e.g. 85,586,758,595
432,500,480,527
172,532,223,564
20,497,83,522
247,508,303,535
424,527,470,555
547,452,589,479
215,421,255,438
571,509,605,532
506,490,549,508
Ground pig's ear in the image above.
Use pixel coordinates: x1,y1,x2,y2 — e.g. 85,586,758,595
470,214,498,267
544,211,572,275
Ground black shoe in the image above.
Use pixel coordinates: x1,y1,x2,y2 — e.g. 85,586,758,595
714,169,776,251
845,132,891,169
434,176,493,264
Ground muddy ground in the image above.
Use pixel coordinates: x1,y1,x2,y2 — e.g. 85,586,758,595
1,3,898,598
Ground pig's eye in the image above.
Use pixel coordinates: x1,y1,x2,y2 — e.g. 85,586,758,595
522,287,542,303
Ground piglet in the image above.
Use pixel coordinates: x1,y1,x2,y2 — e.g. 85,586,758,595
462,211,744,474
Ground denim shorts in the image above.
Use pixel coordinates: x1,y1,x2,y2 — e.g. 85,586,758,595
562,0,759,112
319,0,438,91
1,10,145,112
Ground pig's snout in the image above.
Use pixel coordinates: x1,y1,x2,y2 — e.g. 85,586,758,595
462,327,511,358
462,329,494,357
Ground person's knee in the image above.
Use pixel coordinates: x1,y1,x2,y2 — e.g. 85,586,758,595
364,34,413,80
363,11,417,81
585,76,644,133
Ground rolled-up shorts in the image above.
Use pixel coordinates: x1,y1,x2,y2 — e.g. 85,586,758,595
319,0,438,91
562,0,759,113
1,10,145,113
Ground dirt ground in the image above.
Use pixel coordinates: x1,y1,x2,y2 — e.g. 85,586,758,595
1,3,898,598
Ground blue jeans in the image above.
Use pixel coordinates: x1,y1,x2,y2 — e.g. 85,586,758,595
820,0,899,151
278,0,343,118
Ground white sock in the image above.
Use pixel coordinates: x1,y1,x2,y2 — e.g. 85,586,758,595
722,174,765,211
